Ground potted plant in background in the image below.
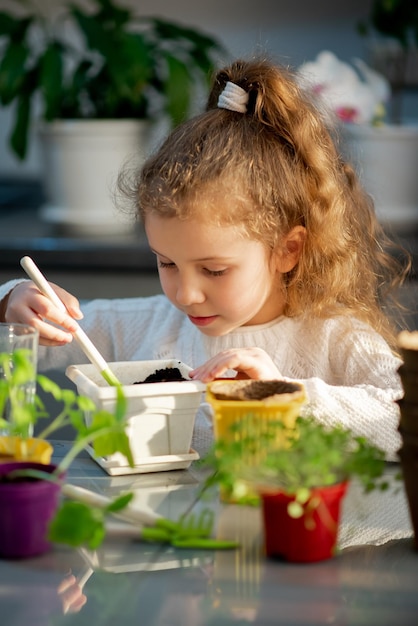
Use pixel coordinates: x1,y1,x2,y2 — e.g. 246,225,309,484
201,410,390,563
357,0,418,124
0,0,225,235
297,48,418,234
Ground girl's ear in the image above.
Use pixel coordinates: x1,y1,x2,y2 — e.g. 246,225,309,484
274,226,306,274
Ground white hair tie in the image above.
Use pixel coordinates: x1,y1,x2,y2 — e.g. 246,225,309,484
217,81,249,113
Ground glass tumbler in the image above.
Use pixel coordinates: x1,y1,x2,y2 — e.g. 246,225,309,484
0,323,39,438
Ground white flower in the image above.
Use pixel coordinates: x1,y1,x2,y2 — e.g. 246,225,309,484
297,51,390,124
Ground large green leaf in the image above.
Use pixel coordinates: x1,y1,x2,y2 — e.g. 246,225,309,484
0,41,28,104
37,374,64,401
371,0,418,47
10,90,31,159
86,409,134,466
91,0,132,28
40,43,63,120
0,13,32,41
105,32,153,97
0,12,19,36
1,0,225,157
163,52,192,125
71,7,112,54
48,501,106,549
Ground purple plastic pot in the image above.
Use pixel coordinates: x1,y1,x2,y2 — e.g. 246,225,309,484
0,461,62,559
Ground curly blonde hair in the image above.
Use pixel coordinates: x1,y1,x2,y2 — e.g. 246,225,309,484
120,58,410,349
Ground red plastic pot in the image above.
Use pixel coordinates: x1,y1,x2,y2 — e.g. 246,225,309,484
0,461,62,559
261,482,348,563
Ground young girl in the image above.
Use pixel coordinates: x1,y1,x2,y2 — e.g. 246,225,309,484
0,58,410,460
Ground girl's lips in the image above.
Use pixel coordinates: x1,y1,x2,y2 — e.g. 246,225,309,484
188,315,218,327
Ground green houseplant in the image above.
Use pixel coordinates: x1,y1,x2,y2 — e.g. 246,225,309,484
358,0,418,122
0,0,225,235
0,348,236,558
202,413,391,563
353,0,418,233
0,0,224,159
0,346,137,557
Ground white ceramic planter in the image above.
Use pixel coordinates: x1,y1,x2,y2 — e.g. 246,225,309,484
66,359,206,474
38,119,151,236
342,124,418,233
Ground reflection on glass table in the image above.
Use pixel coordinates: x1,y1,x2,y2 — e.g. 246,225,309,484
0,442,416,626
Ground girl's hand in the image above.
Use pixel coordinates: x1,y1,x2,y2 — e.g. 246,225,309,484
4,281,83,346
190,348,282,383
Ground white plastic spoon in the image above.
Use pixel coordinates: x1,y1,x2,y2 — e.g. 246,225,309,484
20,256,121,386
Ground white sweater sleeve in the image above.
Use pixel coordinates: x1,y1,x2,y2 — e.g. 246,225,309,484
203,315,404,461
290,321,403,461
300,377,402,461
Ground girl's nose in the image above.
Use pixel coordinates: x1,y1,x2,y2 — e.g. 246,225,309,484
175,278,205,306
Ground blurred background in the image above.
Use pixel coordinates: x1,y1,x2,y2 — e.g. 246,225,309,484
0,0,417,325
2,0,416,178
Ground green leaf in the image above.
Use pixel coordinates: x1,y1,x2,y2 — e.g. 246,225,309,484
92,427,133,466
77,395,97,412
71,7,115,54
163,53,192,125
91,0,132,30
0,14,32,41
0,12,18,36
37,374,64,400
68,408,87,432
48,501,106,549
105,492,134,513
114,384,127,422
85,409,134,466
104,33,152,97
371,0,418,48
40,43,63,120
11,349,35,385
0,41,28,104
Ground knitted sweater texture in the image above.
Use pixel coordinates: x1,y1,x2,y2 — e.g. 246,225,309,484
0,283,403,459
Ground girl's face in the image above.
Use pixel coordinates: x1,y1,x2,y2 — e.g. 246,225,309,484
145,214,288,336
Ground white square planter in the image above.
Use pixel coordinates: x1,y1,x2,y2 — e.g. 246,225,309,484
66,360,206,474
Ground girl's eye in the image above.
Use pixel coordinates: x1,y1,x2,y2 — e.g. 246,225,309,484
204,268,226,277
158,261,176,269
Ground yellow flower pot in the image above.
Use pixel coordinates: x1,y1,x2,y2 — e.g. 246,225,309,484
0,436,53,464
206,379,307,446
206,379,307,503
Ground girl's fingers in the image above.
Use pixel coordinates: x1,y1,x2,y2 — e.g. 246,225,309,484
190,348,282,382
53,284,84,320
5,281,82,345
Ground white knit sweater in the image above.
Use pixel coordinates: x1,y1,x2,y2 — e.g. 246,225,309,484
0,282,403,460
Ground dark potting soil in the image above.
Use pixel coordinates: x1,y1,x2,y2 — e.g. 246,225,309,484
134,367,188,384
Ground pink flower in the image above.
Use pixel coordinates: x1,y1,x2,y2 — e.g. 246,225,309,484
297,51,390,125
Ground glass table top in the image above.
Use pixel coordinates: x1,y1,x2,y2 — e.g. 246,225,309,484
0,442,416,626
